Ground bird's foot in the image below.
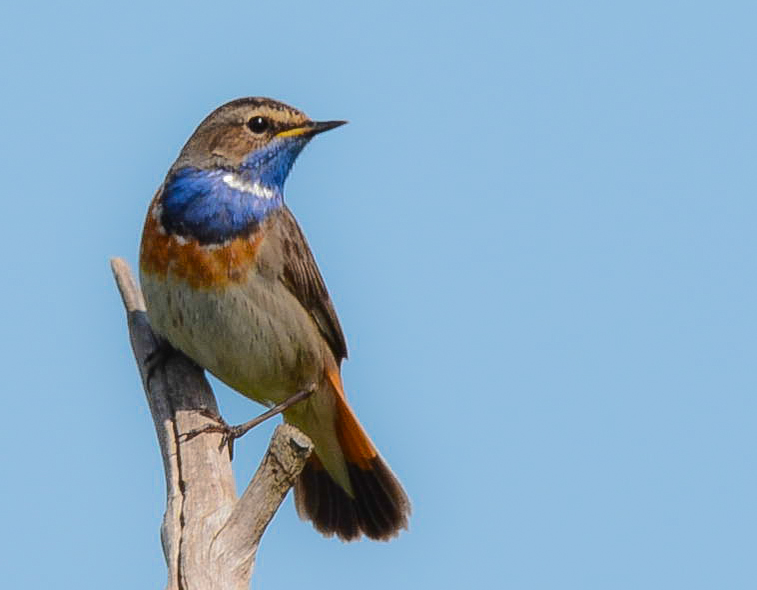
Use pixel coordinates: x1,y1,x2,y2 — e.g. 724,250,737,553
181,412,245,460
144,337,179,384
181,384,316,460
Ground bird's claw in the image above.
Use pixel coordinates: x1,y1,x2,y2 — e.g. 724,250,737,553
182,413,239,459
179,385,316,460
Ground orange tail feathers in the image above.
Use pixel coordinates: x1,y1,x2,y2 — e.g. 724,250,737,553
294,372,410,541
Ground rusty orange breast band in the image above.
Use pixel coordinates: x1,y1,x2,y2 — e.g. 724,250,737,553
140,207,263,289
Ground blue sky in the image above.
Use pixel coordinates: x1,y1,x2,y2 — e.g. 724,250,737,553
1,1,755,588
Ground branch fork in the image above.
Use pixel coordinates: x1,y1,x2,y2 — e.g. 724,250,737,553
111,257,313,590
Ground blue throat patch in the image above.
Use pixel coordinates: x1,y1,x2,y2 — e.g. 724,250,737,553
160,138,308,244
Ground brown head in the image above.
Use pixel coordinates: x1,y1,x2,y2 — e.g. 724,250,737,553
171,97,346,171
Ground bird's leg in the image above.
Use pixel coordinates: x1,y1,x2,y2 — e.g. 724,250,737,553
182,384,316,460
144,337,181,384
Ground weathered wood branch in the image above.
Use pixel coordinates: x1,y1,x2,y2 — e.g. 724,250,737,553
111,257,313,590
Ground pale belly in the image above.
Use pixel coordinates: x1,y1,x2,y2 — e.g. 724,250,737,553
140,271,326,406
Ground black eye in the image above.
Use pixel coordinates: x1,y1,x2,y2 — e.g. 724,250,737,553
247,116,269,134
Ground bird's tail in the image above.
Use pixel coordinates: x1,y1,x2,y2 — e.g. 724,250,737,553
289,369,410,541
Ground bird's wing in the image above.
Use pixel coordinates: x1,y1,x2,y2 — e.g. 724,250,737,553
273,206,348,363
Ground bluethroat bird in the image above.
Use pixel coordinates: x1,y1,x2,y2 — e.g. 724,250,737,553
139,97,410,541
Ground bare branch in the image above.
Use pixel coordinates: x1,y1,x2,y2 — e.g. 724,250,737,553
110,257,313,590
210,425,313,584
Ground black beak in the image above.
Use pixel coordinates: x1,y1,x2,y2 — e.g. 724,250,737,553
309,120,348,135
277,119,347,139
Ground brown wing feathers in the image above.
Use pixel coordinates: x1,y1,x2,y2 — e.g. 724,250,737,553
276,207,410,540
277,207,348,363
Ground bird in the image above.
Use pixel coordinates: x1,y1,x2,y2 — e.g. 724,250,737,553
139,97,410,541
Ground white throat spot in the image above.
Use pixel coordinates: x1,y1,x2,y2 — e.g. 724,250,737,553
222,174,276,200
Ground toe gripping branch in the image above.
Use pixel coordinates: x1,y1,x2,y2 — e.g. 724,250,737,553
144,337,179,384
182,384,316,459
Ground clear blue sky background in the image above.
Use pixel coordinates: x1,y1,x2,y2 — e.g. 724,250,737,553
1,1,754,588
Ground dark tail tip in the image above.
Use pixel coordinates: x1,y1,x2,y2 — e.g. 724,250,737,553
295,455,410,541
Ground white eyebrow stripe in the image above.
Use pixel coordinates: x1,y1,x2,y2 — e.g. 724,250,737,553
222,173,276,200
